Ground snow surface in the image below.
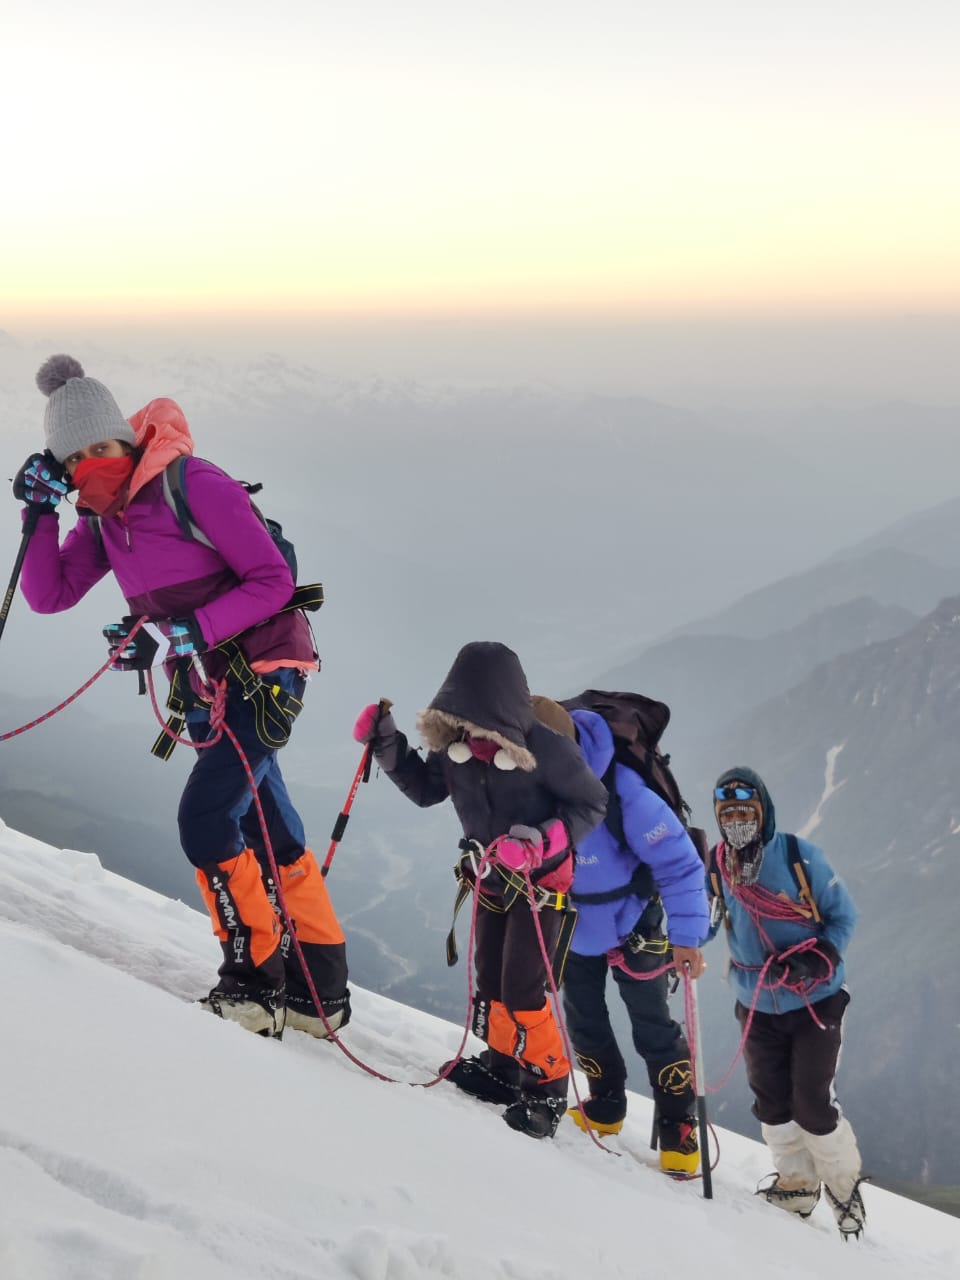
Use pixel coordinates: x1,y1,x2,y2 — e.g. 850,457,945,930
0,818,957,1280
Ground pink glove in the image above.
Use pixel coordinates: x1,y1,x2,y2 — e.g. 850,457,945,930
353,703,381,743
495,825,544,873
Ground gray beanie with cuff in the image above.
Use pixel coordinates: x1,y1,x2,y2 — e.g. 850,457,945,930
36,354,136,463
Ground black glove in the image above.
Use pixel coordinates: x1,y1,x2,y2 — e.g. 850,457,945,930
13,452,68,512
768,938,840,986
103,617,160,671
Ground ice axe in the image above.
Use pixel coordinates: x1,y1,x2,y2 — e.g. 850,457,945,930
322,698,392,877
687,969,713,1199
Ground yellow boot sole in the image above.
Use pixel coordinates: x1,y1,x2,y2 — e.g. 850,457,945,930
660,1147,700,1177
569,1106,625,1136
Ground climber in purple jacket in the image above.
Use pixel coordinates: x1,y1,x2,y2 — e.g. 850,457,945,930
13,355,348,1040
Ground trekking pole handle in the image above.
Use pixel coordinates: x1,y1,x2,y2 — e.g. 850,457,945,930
323,700,392,877
362,697,393,782
0,507,42,644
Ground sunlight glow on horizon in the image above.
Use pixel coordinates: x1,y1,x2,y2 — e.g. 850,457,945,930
3,1,959,319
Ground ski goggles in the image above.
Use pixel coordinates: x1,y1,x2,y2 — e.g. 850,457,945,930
714,784,757,802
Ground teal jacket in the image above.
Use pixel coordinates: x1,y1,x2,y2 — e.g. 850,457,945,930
709,830,857,1015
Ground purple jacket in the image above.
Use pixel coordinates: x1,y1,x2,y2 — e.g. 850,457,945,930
21,458,315,677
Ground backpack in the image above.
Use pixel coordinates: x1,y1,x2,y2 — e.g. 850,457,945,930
162,457,298,580
560,688,710,871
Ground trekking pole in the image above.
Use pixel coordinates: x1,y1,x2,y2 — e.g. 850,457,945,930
686,969,713,1199
322,697,392,877
0,508,40,645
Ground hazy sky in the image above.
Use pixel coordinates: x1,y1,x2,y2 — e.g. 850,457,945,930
4,0,960,324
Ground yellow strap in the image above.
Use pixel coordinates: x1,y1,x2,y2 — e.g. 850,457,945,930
792,860,822,923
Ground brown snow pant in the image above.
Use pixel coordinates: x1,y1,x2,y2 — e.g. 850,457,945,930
736,989,850,1135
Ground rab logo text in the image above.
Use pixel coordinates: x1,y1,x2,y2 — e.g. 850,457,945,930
643,822,669,845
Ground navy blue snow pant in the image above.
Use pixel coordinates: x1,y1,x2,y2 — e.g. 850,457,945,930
562,947,695,1122
178,668,308,869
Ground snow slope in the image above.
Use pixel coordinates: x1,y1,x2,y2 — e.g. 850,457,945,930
0,818,957,1280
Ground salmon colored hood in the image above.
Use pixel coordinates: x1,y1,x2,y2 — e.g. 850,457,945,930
126,397,194,502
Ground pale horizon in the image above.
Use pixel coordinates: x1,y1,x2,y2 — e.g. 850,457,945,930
3,0,959,320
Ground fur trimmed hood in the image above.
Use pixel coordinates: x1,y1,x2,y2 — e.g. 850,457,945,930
417,707,536,772
417,641,538,772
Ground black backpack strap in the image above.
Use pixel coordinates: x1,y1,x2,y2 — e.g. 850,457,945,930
785,833,822,922
290,583,324,613
569,862,656,906
601,759,626,848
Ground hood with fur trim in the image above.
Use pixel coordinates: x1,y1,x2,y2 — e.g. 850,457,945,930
417,641,537,772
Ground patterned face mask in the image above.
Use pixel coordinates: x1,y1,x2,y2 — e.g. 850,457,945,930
720,817,759,849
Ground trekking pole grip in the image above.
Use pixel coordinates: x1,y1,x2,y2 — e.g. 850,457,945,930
362,697,393,782
0,507,42,644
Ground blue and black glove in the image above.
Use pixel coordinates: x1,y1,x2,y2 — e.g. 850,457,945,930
156,617,205,660
103,617,159,671
103,615,205,671
13,452,68,513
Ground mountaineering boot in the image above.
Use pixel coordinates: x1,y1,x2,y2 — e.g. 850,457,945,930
442,1051,521,1105
200,978,286,1038
758,1119,821,1213
570,1041,628,1134
804,1119,865,1238
569,1092,628,1136
824,1179,867,1240
284,999,350,1039
756,1173,822,1218
658,1115,700,1177
503,1094,568,1140
196,851,287,1037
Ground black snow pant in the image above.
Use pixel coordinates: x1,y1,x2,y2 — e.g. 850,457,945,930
562,947,695,1122
736,989,850,1135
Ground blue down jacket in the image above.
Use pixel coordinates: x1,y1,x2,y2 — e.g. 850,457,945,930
568,710,709,955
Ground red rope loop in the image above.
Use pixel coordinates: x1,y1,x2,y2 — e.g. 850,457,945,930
0,615,155,743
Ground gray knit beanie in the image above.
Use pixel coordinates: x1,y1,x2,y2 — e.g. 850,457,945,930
36,354,136,463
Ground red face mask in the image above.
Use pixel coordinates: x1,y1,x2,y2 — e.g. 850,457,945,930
73,454,136,516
